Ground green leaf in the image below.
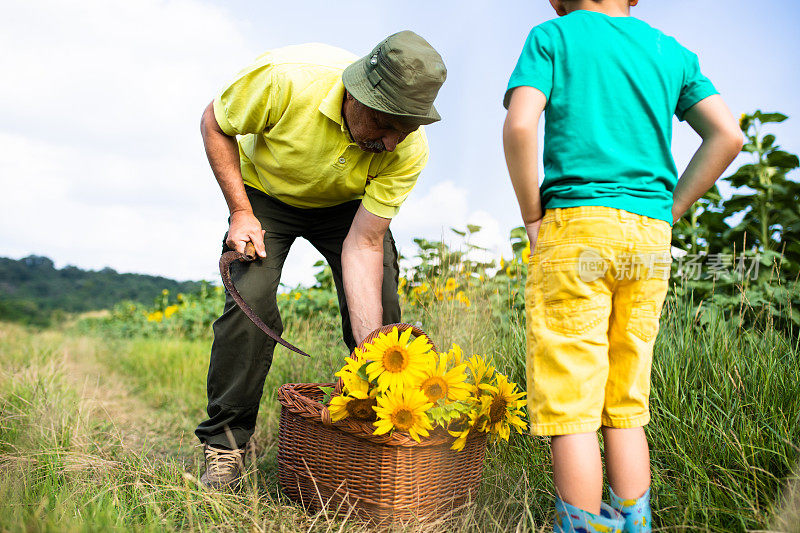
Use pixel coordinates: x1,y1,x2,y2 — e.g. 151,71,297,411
450,227,466,237
511,241,527,253
357,364,371,383
766,150,800,169
319,386,334,405
723,164,757,188
510,227,527,240
467,224,482,234
756,112,788,124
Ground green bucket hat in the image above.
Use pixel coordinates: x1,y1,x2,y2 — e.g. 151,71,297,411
343,30,447,125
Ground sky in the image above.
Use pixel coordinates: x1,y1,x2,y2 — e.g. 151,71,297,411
1,0,799,287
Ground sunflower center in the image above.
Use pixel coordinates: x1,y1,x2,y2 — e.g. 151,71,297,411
421,376,448,402
345,397,377,421
391,408,414,430
448,413,470,433
383,348,408,373
489,396,508,423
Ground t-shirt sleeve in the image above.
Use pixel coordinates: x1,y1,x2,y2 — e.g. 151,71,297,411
213,60,289,136
361,129,429,219
504,26,555,109
675,49,718,121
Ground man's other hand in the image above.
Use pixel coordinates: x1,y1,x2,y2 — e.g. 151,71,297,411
226,210,267,257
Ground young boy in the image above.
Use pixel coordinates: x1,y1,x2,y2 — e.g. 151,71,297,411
503,1,742,531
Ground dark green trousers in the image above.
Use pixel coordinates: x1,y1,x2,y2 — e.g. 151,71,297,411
195,187,401,448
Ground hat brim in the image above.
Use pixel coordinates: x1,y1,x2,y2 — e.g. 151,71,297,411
342,60,441,126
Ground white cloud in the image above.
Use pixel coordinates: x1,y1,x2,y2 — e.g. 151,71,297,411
392,181,470,237
392,181,512,274
0,0,255,281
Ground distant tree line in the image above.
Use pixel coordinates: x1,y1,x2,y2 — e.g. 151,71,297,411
0,255,203,326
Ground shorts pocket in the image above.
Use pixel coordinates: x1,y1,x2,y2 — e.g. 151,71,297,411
541,258,606,336
628,278,668,342
544,298,607,335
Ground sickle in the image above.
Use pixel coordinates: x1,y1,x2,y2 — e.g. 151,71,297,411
219,241,311,358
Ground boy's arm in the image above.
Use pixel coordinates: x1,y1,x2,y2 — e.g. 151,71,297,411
673,95,743,223
503,87,548,248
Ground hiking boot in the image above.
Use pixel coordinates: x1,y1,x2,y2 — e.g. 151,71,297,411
199,443,245,490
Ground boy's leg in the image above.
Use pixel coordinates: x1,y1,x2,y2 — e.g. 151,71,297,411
525,208,620,518
552,432,603,514
602,212,671,531
601,426,650,498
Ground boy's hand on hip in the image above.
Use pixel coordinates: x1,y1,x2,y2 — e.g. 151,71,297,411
526,218,543,253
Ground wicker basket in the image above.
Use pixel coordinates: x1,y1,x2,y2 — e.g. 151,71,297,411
276,324,487,526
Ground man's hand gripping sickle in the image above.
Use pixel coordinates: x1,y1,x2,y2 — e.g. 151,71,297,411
226,210,267,258
218,233,311,358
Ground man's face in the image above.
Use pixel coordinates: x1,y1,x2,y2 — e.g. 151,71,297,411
343,96,419,153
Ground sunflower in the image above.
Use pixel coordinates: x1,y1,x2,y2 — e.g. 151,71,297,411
329,393,378,422
418,351,469,404
447,407,481,451
362,327,432,392
328,369,379,423
478,374,527,441
444,277,457,292
373,388,434,442
446,344,465,366
522,242,531,263
456,291,470,307
466,354,497,397
336,350,368,382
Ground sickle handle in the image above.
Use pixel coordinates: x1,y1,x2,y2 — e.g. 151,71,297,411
243,241,256,261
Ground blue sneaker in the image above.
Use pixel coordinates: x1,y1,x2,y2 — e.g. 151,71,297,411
608,487,652,532
553,498,624,533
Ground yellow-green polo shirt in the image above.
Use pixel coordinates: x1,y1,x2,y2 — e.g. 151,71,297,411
213,43,430,219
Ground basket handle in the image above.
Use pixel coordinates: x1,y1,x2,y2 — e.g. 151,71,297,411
356,322,437,354
333,322,437,395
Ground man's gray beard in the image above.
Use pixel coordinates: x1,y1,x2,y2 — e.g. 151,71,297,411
363,140,386,152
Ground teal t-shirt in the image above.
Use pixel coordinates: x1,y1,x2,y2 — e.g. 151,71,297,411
505,11,718,224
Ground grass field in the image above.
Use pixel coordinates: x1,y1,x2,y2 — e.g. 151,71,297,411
0,288,798,531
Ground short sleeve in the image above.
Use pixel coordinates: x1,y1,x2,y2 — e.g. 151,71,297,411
362,129,429,219
504,26,555,109
213,60,289,136
675,50,718,121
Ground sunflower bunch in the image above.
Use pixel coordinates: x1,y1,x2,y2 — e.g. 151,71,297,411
325,327,527,451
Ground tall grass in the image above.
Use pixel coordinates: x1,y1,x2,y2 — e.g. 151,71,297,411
1,279,798,531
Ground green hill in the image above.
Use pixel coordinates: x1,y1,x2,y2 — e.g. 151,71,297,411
0,255,204,326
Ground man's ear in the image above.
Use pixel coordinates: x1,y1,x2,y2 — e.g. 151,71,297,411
549,0,568,16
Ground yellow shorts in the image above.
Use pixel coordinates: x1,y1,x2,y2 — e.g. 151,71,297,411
525,206,672,436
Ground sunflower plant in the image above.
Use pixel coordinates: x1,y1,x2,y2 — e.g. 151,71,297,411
322,326,528,451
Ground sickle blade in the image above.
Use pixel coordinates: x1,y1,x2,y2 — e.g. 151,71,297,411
219,250,311,358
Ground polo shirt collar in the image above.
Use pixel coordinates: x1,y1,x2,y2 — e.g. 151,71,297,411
319,78,350,137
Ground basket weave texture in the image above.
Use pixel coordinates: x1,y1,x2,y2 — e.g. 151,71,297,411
276,324,488,525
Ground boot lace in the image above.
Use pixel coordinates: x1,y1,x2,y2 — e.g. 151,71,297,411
205,446,242,475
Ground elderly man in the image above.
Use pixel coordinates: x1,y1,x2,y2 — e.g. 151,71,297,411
196,31,446,488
